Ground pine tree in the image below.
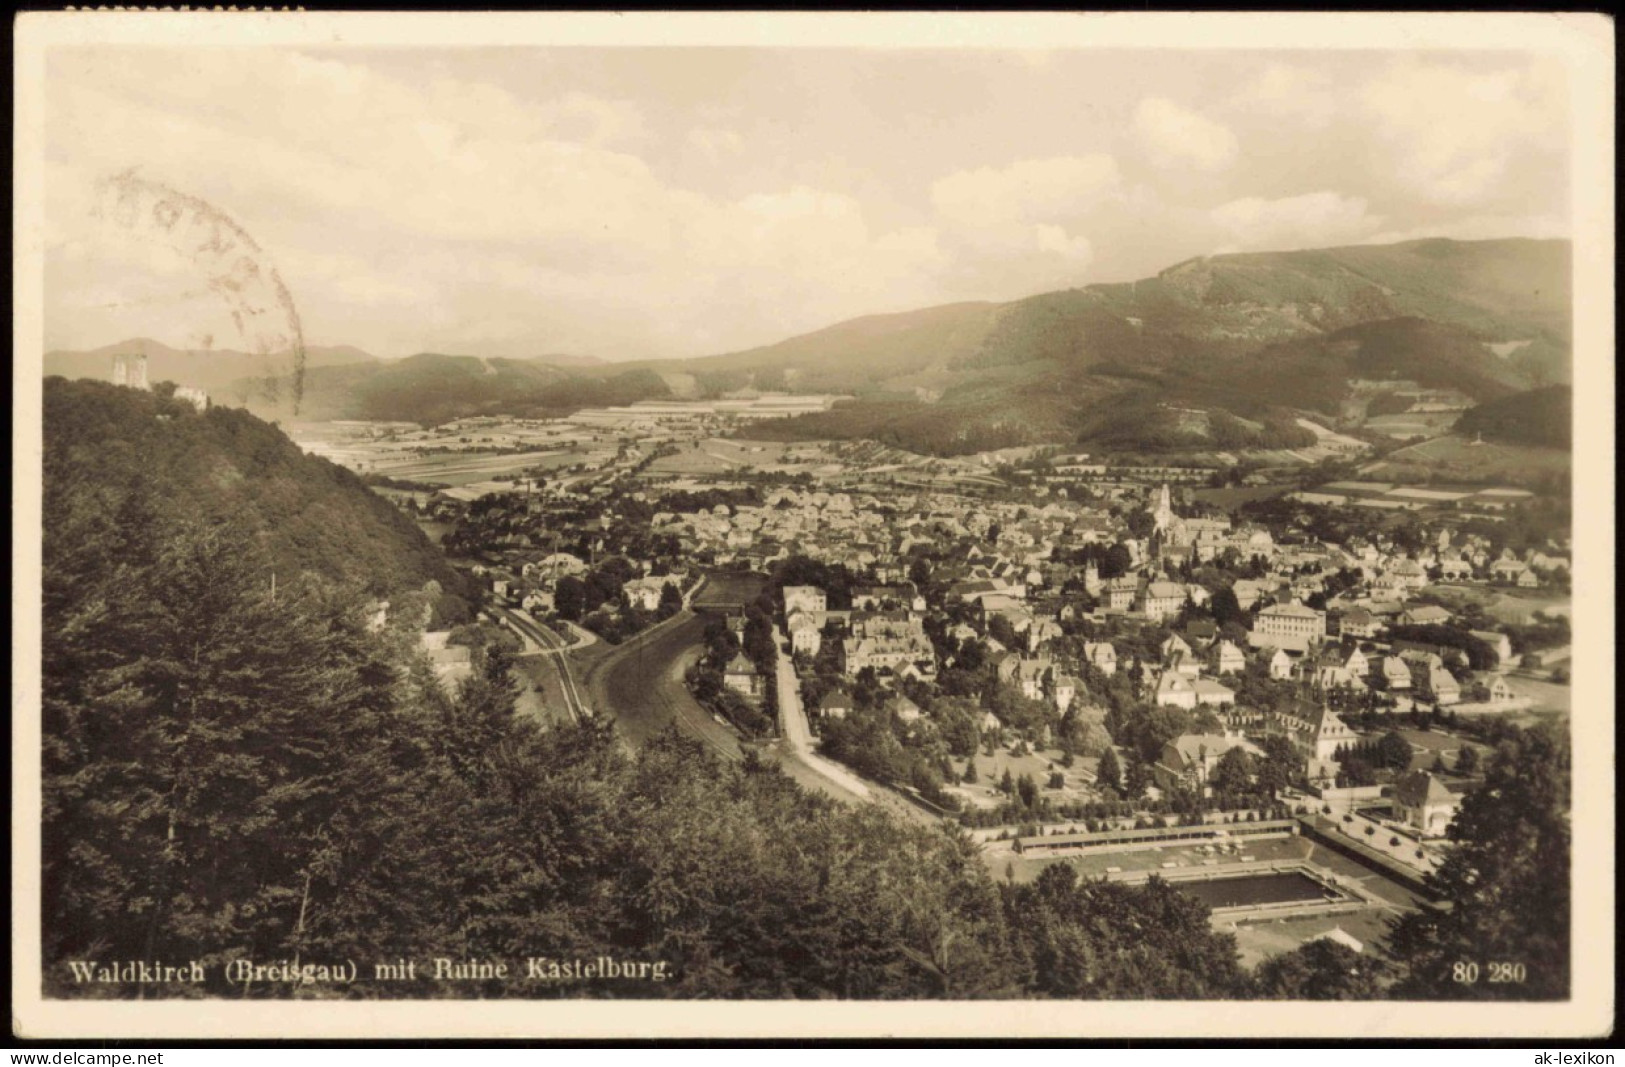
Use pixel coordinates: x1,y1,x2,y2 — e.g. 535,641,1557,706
1386,723,1570,999
1096,746,1123,795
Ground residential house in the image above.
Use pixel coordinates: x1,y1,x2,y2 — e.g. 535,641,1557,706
786,611,822,656
1152,733,1264,794
1339,607,1382,639
1400,604,1453,627
1210,640,1246,675
422,631,473,694
783,585,828,615
852,583,925,613
817,690,853,720
1102,576,1140,611
1373,656,1411,693
1420,664,1462,706
535,552,589,578
1052,674,1084,713
888,694,924,725
1084,642,1118,677
1182,619,1219,649
1273,703,1359,763
1191,678,1236,707
1489,558,1534,586
1154,671,1197,710
1386,558,1429,590
724,653,764,700
1370,573,1413,601
1438,556,1473,581
841,613,935,678
622,576,668,612
1161,633,1194,664
1394,771,1460,837
1268,648,1296,681
1012,657,1055,702
1027,618,1064,653
1313,664,1366,693
1138,579,1188,621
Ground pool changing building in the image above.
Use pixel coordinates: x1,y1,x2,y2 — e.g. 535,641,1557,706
1012,818,1298,858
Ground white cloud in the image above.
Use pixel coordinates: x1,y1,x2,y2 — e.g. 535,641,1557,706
1229,63,1338,127
45,50,954,357
1209,191,1380,250
1033,224,1092,262
40,48,1570,358
687,125,744,162
1362,59,1565,207
930,155,1121,231
1134,97,1239,172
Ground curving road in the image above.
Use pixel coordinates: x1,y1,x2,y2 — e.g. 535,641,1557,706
580,610,744,760
566,573,933,818
579,607,893,808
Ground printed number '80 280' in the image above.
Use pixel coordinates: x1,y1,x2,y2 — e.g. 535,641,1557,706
1452,962,1527,984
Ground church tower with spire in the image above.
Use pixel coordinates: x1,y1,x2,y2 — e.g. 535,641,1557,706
1152,482,1176,535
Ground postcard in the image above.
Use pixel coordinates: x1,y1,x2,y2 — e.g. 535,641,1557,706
11,10,1614,1041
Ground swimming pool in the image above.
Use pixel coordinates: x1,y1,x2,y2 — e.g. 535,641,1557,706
1171,871,1334,910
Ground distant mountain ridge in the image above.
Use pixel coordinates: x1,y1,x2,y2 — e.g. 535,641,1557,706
723,237,1571,454
265,353,671,424
42,339,378,399
41,238,1571,450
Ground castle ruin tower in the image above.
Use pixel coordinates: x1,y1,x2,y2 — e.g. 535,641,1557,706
111,352,150,391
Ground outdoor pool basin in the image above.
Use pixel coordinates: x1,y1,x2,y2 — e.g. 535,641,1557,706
1168,871,1336,910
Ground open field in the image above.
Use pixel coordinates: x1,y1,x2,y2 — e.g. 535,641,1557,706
1497,675,1571,717
1426,583,1571,624
288,419,629,487
365,450,582,485
690,570,769,610
1359,434,1570,483
1192,485,1288,510
946,747,1096,811
1391,728,1494,767
643,437,810,476
1364,412,1462,439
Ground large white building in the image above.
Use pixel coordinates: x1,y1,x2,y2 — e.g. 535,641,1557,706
783,585,827,615
1249,601,1327,652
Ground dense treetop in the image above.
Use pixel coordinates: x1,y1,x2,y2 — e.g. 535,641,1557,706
44,378,469,598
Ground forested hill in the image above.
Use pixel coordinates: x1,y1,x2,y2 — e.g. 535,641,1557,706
43,377,467,598
1453,386,1573,449
240,354,672,424
733,237,1571,455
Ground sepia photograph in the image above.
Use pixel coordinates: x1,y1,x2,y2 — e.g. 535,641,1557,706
11,10,1614,1042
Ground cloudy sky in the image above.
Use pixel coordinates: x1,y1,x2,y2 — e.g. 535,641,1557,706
44,44,1571,361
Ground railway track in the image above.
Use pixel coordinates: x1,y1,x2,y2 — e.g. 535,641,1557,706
495,608,590,722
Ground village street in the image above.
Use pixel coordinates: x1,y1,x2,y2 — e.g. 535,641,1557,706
773,642,871,800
